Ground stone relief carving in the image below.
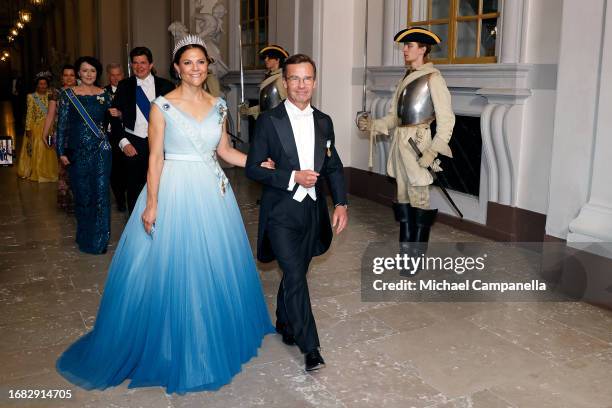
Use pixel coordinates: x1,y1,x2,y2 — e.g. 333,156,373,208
168,1,228,78
194,0,228,77
168,21,189,43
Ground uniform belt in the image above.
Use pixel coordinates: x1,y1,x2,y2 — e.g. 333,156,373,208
397,120,432,128
164,153,203,162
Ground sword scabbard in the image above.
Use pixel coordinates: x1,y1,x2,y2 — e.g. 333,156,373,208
407,137,463,218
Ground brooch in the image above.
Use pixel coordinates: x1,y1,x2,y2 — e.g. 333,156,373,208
162,103,170,111
218,104,227,124
96,95,105,104
326,140,332,157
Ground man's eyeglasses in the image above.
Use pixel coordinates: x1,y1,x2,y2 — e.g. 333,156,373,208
285,76,314,85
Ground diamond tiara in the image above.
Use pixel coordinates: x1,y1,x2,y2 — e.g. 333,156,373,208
35,70,52,79
172,34,207,59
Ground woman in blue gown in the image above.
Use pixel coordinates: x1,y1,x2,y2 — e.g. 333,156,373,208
56,38,275,394
56,56,112,254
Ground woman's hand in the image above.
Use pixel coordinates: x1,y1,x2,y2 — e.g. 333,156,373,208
141,206,157,235
260,157,276,169
59,155,70,166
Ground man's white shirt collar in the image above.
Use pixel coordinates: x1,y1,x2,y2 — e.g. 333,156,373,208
136,74,153,86
285,99,313,118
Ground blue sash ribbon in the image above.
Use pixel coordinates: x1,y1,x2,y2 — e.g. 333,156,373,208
135,85,151,121
65,89,110,151
32,94,48,115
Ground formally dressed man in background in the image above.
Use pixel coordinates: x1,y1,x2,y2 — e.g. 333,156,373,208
104,63,127,211
109,47,174,213
246,54,348,372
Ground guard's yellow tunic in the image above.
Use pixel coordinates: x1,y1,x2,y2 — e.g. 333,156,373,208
371,63,454,189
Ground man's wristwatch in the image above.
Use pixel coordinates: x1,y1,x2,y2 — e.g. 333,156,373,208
334,203,348,209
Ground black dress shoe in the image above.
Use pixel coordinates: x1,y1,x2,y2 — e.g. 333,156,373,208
305,349,325,371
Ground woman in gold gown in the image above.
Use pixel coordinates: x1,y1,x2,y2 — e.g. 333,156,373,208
17,76,58,182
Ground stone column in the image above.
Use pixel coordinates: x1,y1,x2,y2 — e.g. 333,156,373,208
98,0,125,75
130,0,171,78
567,1,612,252
63,0,78,61
546,0,607,241
382,0,405,66
52,5,64,54
499,0,526,63
76,0,97,56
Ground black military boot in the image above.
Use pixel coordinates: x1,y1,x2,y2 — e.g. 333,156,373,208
399,207,438,276
412,207,438,245
392,202,412,244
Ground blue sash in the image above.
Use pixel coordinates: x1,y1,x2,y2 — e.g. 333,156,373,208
135,85,151,121
65,89,110,151
32,94,48,115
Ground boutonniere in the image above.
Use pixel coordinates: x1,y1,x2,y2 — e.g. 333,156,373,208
96,95,105,104
326,140,332,157
218,104,227,124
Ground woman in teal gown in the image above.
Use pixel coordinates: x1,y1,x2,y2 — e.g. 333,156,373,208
56,39,274,394
56,57,112,254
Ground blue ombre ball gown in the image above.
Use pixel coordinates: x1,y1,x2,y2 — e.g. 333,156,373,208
56,96,274,394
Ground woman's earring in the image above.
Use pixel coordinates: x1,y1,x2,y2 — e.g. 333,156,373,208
177,72,181,79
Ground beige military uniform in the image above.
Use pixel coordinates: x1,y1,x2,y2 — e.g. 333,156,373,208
246,68,287,119
370,62,454,207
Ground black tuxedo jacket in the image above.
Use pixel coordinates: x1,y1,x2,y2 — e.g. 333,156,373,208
245,103,347,263
104,85,121,149
111,75,175,145
103,84,116,96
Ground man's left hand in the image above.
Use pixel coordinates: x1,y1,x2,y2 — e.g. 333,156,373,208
418,148,437,168
332,206,348,234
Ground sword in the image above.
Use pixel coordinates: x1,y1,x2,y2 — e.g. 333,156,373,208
126,43,131,77
408,138,464,218
355,0,369,125
356,0,377,169
237,24,245,139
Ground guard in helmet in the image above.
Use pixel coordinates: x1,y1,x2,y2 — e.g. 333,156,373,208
357,27,455,252
240,45,289,119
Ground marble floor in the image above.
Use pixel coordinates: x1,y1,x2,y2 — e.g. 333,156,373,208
1,166,611,408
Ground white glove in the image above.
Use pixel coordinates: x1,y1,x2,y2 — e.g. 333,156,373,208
418,148,438,168
357,115,372,131
239,103,250,116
